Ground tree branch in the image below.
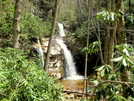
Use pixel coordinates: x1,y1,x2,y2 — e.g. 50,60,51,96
90,80,134,101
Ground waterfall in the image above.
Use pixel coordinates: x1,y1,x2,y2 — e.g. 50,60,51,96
56,39,83,80
56,23,83,80
57,22,66,37
37,38,44,67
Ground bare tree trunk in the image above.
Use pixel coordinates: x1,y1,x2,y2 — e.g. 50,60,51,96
104,0,117,67
104,0,111,65
82,0,91,99
84,0,91,81
115,0,128,100
108,0,117,67
108,0,116,67
103,0,117,80
12,0,22,48
108,22,117,80
44,0,59,71
116,0,125,44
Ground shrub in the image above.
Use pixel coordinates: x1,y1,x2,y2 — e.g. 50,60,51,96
0,48,63,101
20,13,51,38
0,0,14,38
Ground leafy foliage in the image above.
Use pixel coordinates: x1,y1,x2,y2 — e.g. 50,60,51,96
89,79,128,101
126,15,134,23
58,1,76,22
96,65,112,77
0,48,63,101
75,22,88,38
19,13,52,49
0,0,14,47
124,0,134,14
111,44,134,72
82,41,101,55
66,22,88,54
20,13,51,38
96,10,120,22
0,0,15,48
90,44,134,101
0,0,52,48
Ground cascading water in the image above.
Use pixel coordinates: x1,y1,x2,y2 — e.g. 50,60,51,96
56,23,83,80
57,22,66,37
37,38,44,67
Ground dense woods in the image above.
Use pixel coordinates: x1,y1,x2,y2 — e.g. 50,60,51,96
0,0,134,100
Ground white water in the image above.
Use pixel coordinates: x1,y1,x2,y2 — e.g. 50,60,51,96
57,22,66,37
37,38,44,67
56,39,83,80
56,22,83,80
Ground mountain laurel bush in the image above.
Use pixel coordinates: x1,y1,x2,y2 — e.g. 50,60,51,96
0,48,63,101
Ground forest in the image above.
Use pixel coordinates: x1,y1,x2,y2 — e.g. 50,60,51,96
0,0,134,101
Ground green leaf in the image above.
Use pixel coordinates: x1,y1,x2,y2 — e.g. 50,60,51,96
106,65,112,69
122,58,127,67
108,96,116,101
122,48,129,56
111,56,123,62
92,80,99,85
126,57,134,64
96,65,104,71
130,97,134,101
101,69,105,77
116,95,128,101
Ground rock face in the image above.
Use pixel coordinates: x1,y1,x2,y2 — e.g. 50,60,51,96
31,37,65,79
41,37,64,79
42,38,61,55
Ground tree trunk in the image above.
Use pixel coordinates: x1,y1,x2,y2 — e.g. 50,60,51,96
82,0,91,99
120,70,129,100
109,21,117,67
12,0,22,48
103,0,117,79
115,0,128,100
108,0,117,67
115,0,125,44
96,0,104,65
104,0,117,67
104,0,111,65
44,0,59,71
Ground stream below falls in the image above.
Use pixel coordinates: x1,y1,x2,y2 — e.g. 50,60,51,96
60,79,92,91
59,79,94,100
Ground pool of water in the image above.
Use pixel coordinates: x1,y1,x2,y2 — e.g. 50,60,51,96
60,79,91,91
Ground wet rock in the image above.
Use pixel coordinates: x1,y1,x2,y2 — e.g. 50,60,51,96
31,37,65,79
65,94,74,99
42,38,62,55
